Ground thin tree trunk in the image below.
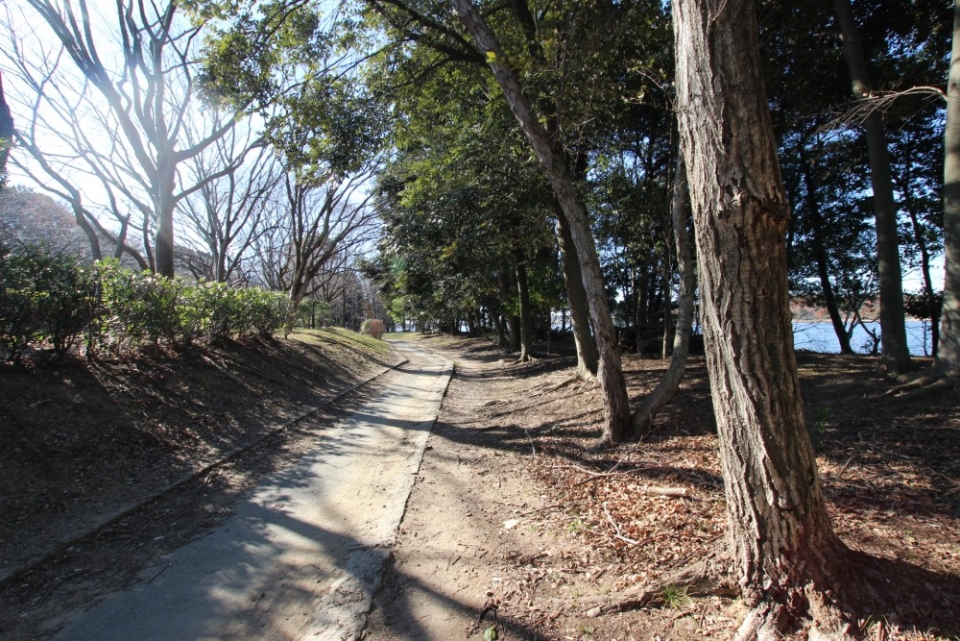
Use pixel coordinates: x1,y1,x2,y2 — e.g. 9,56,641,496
631,156,695,436
660,258,673,360
499,272,521,352
554,201,599,377
0,71,12,186
493,306,507,346
450,0,630,442
939,1,960,374
799,141,854,354
514,248,534,361
812,220,855,354
834,0,912,373
899,180,941,355
674,1,851,637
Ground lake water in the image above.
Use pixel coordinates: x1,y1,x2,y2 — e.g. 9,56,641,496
793,320,935,356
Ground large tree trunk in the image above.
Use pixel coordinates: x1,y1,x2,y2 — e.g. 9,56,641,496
834,0,912,373
939,1,960,374
449,0,631,442
554,201,599,378
631,156,695,436
674,1,851,637
155,156,177,278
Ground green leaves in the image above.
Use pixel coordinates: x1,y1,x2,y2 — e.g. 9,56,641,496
0,245,294,361
196,0,383,177
0,243,97,362
97,261,293,349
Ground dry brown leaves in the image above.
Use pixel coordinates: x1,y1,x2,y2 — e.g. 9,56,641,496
434,342,960,640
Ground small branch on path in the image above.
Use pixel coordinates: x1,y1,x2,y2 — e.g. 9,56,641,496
523,428,537,456
603,501,639,546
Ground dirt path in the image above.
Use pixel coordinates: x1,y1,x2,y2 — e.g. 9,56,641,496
364,337,960,641
363,338,619,641
35,342,451,641
5,334,958,640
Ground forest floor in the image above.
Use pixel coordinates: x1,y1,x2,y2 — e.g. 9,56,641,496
1,331,959,640
366,335,960,641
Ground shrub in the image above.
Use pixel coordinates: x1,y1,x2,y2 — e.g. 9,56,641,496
179,280,240,342
0,243,97,361
240,288,292,338
360,318,387,340
2,248,294,359
96,260,182,349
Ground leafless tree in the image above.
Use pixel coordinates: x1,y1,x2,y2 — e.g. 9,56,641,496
177,120,280,283
251,165,379,310
3,0,249,277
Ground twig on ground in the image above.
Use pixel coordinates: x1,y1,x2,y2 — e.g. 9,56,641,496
837,447,863,479
523,428,537,456
467,598,500,635
40,569,88,603
603,502,639,546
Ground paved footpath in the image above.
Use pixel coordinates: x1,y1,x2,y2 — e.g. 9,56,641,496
52,341,452,641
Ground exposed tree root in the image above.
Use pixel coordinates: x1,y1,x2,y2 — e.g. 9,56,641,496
577,546,733,618
884,367,959,401
542,372,596,394
573,543,960,640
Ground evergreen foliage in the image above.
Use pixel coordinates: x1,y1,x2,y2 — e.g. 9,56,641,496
0,245,293,362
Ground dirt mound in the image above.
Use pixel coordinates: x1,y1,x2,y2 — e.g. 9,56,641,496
0,329,399,586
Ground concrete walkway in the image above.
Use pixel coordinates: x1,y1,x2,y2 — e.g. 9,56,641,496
52,342,452,641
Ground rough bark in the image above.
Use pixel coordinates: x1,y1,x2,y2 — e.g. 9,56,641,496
630,157,695,436
939,1,960,374
834,0,912,373
674,1,852,638
449,0,631,442
554,201,599,378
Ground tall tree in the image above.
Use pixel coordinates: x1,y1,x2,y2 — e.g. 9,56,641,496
834,0,912,372
938,1,960,377
11,0,244,277
178,123,280,283
448,0,631,443
254,167,376,311
0,71,12,188
674,0,851,636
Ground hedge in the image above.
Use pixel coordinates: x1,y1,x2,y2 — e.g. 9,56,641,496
0,246,293,361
